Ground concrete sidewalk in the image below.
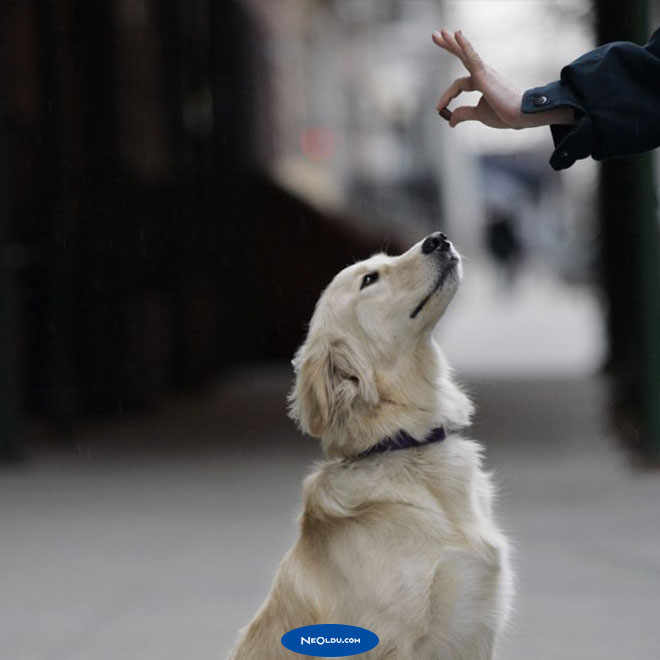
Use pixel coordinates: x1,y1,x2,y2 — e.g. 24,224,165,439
2,365,660,660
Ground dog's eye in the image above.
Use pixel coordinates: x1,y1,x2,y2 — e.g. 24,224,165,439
360,272,379,290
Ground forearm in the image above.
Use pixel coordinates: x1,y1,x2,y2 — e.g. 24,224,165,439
522,28,660,169
517,101,575,129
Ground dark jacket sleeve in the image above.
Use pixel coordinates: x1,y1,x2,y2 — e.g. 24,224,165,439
521,27,660,170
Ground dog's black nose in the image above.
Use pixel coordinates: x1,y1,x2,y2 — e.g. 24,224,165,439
421,232,450,254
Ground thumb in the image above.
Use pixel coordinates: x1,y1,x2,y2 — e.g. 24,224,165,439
449,105,479,127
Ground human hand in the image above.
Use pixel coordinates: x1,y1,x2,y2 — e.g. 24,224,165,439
432,28,574,130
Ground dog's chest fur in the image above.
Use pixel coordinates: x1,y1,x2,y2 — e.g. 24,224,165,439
299,436,512,659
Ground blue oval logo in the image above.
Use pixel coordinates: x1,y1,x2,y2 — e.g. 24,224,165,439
281,624,378,657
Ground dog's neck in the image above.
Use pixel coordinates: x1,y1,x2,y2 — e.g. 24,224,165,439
357,426,446,459
320,339,472,459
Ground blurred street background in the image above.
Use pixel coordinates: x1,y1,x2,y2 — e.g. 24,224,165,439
1,1,660,659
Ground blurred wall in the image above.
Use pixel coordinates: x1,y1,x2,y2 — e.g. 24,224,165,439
0,0,399,442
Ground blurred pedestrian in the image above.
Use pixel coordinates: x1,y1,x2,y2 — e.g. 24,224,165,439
433,27,660,170
484,208,524,292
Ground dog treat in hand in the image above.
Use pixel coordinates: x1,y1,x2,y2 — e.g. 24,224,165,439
438,107,453,121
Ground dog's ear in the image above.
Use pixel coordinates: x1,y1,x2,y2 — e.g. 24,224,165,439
288,340,333,437
288,337,378,437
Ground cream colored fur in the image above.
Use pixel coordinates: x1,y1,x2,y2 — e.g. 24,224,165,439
228,236,513,660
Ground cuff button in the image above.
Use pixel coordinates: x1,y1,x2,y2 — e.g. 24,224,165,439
532,95,548,107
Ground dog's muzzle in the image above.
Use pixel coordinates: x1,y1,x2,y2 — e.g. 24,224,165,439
410,232,459,319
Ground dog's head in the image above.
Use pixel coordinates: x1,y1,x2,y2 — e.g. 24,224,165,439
289,233,473,454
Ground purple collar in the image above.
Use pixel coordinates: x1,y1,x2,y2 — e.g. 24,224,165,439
359,426,447,458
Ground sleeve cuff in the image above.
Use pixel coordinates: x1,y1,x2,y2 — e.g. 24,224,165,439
522,81,583,114
522,83,592,170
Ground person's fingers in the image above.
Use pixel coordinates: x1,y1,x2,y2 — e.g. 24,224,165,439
432,30,461,59
440,28,470,70
440,28,461,53
448,104,479,127
454,30,483,73
431,30,446,47
432,29,471,71
435,76,474,111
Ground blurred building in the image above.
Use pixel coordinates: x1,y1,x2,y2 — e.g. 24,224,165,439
1,0,434,446
249,0,450,236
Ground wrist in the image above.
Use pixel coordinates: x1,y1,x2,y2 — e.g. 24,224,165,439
518,105,575,129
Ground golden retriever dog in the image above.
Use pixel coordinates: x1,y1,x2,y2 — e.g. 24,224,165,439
228,233,513,660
